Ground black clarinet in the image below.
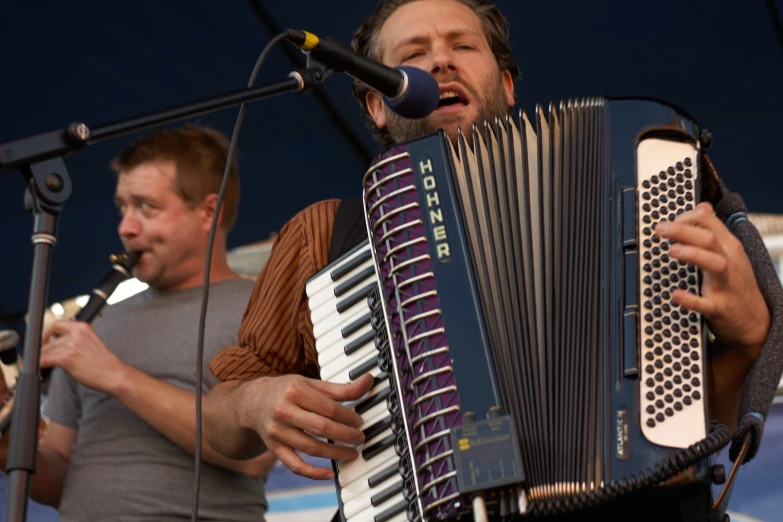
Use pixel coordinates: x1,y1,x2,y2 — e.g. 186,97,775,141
0,251,140,434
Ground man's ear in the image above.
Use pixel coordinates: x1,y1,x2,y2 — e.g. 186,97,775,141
201,193,224,231
366,90,388,129
502,70,515,107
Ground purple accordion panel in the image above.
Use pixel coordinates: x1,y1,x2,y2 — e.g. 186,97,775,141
363,145,463,520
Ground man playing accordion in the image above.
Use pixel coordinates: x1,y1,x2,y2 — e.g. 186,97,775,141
204,1,771,519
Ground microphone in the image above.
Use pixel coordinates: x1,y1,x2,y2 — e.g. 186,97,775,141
0,330,20,366
284,29,440,119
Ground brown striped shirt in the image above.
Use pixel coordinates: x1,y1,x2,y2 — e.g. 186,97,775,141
209,199,340,381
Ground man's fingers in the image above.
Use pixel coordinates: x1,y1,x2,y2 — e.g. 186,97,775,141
311,373,375,402
271,388,364,444
671,289,718,318
40,335,79,370
654,220,718,252
272,426,360,463
39,353,58,369
39,341,63,369
298,388,365,430
670,202,737,245
39,347,60,369
41,320,74,345
271,442,336,481
668,244,728,279
282,407,365,445
304,374,375,427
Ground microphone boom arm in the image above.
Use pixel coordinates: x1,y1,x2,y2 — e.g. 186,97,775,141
0,68,326,172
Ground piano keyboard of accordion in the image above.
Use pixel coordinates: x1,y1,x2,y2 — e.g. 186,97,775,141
352,96,730,520
306,241,417,522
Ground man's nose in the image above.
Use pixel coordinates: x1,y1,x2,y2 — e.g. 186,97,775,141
430,44,458,76
118,210,140,239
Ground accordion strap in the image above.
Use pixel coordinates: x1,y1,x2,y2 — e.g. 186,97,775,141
328,198,369,263
702,152,783,466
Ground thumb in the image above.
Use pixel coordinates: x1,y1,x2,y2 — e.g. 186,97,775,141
310,373,375,401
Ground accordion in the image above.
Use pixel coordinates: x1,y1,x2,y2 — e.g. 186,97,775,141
306,96,733,522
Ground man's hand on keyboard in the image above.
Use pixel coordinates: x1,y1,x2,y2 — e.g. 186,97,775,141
247,372,375,480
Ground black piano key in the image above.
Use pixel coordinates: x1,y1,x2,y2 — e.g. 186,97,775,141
368,462,400,489
342,312,372,338
345,330,376,356
349,355,379,381
337,283,378,313
331,248,372,281
363,416,392,441
373,372,389,387
362,433,396,461
374,500,408,522
335,266,377,297
371,481,403,507
355,385,391,415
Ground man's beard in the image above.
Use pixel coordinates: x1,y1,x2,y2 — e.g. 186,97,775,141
381,73,510,149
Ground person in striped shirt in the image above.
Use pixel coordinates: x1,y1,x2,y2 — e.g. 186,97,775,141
203,0,770,490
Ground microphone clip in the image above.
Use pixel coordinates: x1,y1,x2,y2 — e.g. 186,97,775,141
288,67,329,94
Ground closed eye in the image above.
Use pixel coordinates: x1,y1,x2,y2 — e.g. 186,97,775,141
401,51,424,62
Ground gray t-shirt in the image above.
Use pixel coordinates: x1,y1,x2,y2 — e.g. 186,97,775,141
43,278,266,522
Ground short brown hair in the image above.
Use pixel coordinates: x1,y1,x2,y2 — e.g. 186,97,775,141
110,125,240,231
351,0,521,145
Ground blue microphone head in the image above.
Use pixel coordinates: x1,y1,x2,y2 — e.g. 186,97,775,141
383,66,440,119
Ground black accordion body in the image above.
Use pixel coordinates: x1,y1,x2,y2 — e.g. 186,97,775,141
306,97,730,522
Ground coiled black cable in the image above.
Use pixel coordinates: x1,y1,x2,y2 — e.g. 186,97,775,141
527,421,731,518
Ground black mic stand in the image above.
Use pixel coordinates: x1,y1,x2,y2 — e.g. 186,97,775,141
0,66,327,522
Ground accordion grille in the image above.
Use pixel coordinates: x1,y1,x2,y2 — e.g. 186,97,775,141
365,152,463,519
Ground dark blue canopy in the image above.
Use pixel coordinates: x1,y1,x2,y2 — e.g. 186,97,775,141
1,0,782,319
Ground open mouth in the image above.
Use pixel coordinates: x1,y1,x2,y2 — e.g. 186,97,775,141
437,90,468,109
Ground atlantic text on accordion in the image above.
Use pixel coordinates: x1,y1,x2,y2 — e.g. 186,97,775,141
306,96,730,522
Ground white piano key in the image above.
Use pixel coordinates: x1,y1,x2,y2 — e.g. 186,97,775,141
317,323,375,368
340,457,399,504
315,312,373,354
338,443,397,487
359,427,392,455
306,244,372,298
313,299,370,339
320,339,379,382
357,399,390,431
342,473,403,518
308,259,375,310
329,352,380,385
347,490,407,522
360,407,390,434
310,281,376,325
382,512,408,522
348,375,390,408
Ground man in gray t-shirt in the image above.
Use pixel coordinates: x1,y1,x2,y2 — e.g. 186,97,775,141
0,125,275,521
43,279,266,521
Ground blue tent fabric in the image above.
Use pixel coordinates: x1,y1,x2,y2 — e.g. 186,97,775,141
1,0,782,318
